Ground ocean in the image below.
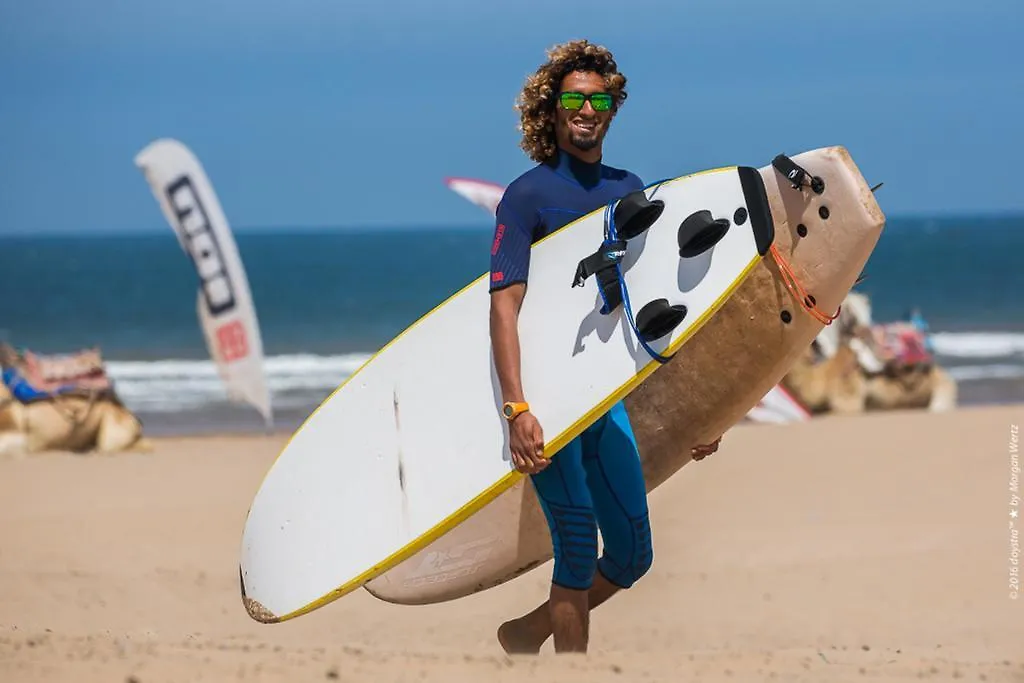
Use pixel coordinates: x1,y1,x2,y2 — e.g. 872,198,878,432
2,214,1022,436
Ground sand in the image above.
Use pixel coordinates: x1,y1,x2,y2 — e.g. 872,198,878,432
2,404,1022,682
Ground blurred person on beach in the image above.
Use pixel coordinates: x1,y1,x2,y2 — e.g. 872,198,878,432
487,38,722,655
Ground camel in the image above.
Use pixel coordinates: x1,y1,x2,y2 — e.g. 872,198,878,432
0,344,152,457
781,343,869,415
781,293,957,415
782,341,957,416
863,362,958,413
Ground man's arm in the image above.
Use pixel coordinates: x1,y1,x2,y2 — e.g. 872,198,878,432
489,282,526,404
487,195,534,403
487,193,547,473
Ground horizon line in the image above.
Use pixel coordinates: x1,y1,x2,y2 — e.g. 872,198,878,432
1,208,1022,239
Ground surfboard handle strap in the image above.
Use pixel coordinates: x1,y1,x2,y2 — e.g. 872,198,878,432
571,238,629,313
772,154,825,195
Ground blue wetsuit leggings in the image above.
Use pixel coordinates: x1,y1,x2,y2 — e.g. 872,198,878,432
529,400,653,591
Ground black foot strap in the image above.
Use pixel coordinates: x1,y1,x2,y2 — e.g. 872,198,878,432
678,210,730,258
635,298,688,342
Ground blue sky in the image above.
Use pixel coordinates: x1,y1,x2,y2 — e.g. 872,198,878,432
1,0,1020,235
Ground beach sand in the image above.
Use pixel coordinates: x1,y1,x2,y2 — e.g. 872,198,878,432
2,404,1022,682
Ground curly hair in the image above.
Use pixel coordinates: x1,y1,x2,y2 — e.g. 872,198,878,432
515,39,628,164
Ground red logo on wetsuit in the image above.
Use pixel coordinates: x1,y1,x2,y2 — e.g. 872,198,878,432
491,223,506,255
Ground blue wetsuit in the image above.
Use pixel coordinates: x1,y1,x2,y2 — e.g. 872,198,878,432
489,149,654,591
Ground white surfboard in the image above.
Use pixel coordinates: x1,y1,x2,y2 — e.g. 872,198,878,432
134,139,273,428
238,164,775,623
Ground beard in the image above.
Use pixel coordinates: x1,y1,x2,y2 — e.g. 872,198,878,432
569,131,601,150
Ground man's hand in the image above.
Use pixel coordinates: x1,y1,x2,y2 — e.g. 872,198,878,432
690,435,723,461
509,412,548,474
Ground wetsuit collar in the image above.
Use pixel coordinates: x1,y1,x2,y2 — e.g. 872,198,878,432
551,147,602,189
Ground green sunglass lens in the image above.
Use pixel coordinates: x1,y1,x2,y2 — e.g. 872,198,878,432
591,94,612,111
560,93,585,109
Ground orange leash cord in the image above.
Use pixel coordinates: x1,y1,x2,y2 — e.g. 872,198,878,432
768,243,841,326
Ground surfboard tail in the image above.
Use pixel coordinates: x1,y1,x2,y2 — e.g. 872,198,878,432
134,138,274,427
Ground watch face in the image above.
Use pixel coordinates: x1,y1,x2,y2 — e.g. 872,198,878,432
503,405,514,417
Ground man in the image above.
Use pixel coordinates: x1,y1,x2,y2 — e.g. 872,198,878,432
488,39,722,655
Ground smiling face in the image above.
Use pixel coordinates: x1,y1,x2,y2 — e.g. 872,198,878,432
554,70,617,162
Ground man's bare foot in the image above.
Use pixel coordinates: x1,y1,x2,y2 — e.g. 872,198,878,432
497,618,547,655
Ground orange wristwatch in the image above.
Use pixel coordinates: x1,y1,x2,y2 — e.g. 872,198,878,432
502,401,530,421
